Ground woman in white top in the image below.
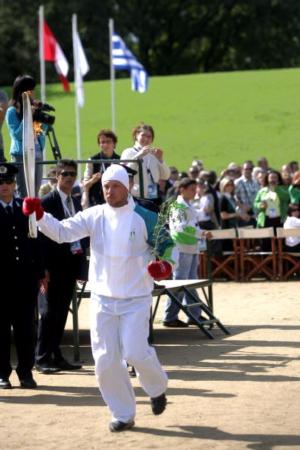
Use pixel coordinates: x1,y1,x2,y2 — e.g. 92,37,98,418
121,123,170,206
283,203,300,251
193,178,218,230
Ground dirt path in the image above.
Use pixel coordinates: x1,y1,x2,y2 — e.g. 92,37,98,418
0,282,299,450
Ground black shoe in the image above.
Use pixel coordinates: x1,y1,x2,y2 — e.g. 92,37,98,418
0,378,12,389
35,363,61,374
20,377,37,389
54,359,82,371
151,393,167,415
109,420,135,432
187,315,207,325
163,319,189,328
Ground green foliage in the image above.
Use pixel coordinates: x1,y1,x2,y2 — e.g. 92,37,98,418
2,0,300,84
2,68,300,174
151,197,175,259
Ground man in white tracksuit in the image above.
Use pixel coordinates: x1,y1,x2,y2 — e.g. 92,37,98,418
23,165,172,432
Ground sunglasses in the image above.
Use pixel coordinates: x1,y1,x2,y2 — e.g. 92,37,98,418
60,171,77,177
0,179,15,185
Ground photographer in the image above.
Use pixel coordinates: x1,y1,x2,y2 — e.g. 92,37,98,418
6,75,52,197
121,123,170,207
0,90,8,162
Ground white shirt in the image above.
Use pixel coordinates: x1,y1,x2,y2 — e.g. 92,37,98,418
121,145,170,198
283,216,300,247
38,197,154,298
57,187,75,217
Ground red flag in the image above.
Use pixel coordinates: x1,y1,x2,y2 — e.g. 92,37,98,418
43,21,70,92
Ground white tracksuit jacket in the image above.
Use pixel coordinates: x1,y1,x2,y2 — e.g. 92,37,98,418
37,197,156,298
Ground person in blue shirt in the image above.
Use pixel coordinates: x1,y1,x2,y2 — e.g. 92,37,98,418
6,75,47,197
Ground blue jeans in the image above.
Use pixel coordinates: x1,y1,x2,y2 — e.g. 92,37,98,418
164,252,201,322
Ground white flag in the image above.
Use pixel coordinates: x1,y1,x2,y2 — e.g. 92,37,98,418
72,24,89,107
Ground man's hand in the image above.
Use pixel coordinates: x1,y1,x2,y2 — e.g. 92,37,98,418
83,172,102,190
202,230,213,240
259,201,267,210
22,197,44,220
137,145,152,158
152,148,163,162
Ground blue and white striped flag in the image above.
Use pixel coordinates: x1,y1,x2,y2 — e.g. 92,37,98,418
112,33,148,93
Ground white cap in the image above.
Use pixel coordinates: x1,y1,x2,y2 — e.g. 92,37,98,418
101,164,129,190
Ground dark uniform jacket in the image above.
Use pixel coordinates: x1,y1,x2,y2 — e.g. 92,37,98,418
0,198,45,281
41,189,88,280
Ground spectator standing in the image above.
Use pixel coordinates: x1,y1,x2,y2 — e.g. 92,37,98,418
188,165,200,180
193,179,217,229
234,161,259,226
163,178,211,327
283,204,300,251
82,129,120,208
24,164,173,432
257,157,270,173
226,162,242,180
289,161,299,175
219,177,250,230
35,159,88,373
288,171,300,205
121,123,170,206
0,163,45,389
0,90,8,162
6,75,47,197
38,166,57,197
254,171,290,229
165,166,179,200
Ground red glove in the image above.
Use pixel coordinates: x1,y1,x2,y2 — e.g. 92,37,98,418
22,197,44,220
147,259,172,281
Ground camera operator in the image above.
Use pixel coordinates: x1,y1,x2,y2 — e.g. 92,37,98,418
6,75,54,197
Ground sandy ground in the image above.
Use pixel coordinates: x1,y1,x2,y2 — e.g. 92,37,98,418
0,281,299,450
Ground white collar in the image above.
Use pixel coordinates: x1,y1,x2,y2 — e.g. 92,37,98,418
0,199,14,208
57,187,72,202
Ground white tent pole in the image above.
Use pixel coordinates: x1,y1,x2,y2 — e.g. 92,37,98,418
39,5,46,102
109,18,116,132
72,13,82,178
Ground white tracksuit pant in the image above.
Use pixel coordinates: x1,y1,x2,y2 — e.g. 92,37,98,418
90,293,168,423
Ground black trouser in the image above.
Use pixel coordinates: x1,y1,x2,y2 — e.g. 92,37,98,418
261,216,282,250
0,275,38,380
35,269,76,364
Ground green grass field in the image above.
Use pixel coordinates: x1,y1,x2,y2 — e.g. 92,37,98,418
3,67,300,174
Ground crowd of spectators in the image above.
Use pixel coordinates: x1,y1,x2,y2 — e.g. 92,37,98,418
37,148,300,252
159,157,300,246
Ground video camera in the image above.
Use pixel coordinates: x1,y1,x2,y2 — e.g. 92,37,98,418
32,100,55,126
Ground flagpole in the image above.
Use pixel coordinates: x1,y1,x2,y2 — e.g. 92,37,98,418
109,18,116,132
39,5,46,102
72,13,82,178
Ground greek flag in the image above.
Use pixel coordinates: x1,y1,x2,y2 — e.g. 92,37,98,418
112,33,148,93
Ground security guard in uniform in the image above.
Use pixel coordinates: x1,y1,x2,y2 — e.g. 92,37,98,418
0,163,45,389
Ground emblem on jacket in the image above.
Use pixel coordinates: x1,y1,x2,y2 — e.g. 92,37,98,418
129,230,136,241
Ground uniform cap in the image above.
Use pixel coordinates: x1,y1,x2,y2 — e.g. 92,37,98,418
0,163,18,180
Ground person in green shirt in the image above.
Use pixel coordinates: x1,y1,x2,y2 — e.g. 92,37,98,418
288,171,300,205
254,171,290,229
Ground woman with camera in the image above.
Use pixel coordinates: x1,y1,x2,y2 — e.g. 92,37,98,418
121,123,170,207
6,75,48,197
